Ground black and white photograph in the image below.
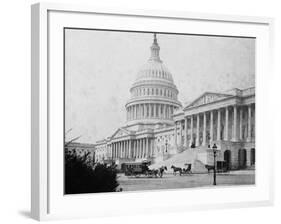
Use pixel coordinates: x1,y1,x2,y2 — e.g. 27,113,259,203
64,29,255,194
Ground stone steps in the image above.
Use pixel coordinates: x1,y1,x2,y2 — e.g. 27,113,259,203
149,147,212,173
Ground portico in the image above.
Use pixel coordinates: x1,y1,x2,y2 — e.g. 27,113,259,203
174,88,255,149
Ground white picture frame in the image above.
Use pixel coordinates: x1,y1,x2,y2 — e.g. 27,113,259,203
31,2,274,221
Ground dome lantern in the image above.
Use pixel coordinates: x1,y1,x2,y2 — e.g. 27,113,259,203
149,33,161,62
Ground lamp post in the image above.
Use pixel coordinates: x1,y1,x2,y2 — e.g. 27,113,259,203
212,143,218,185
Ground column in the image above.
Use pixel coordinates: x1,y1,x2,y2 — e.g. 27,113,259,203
184,117,188,147
112,143,115,158
196,114,200,146
124,140,127,158
140,139,143,158
202,112,206,146
146,138,149,158
190,116,194,147
239,108,243,140
151,139,155,157
125,141,127,158
119,142,121,158
120,142,122,158
129,140,131,158
144,104,147,118
174,121,178,147
210,110,214,142
142,139,145,158
113,142,116,159
140,105,142,119
126,140,130,158
136,139,140,158
217,109,221,141
116,142,119,158
179,120,183,145
135,105,137,119
154,104,156,118
225,107,229,140
247,105,252,141
139,139,143,158
143,139,145,158
124,141,126,158
121,142,123,158
133,140,136,158
232,105,237,141
139,139,142,158
163,105,166,119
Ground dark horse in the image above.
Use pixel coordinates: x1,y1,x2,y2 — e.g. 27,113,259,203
205,165,215,173
158,166,167,178
171,165,182,176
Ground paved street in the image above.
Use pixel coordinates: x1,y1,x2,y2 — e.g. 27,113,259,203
118,170,255,192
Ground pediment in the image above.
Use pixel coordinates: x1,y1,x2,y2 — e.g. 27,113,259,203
184,92,232,109
110,128,130,139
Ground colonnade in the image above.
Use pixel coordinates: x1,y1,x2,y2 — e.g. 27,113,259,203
174,104,254,148
127,103,175,120
110,138,153,159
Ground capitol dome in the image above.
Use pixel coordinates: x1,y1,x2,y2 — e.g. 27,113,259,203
125,34,182,128
135,58,174,83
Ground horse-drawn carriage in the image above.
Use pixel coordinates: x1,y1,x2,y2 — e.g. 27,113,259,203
122,161,166,178
171,164,192,175
205,161,229,173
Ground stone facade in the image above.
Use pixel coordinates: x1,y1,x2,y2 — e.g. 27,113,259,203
94,34,255,171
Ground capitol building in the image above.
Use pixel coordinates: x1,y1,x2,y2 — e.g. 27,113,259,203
94,34,255,171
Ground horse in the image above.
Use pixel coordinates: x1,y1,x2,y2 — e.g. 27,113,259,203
158,166,167,178
205,165,215,173
171,165,182,176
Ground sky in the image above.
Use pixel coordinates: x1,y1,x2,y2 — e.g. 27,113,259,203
65,29,255,144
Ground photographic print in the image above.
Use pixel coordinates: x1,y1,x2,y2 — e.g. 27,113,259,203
64,29,255,194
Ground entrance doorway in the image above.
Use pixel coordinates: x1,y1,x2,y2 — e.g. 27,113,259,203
224,150,231,170
238,149,247,168
251,148,255,166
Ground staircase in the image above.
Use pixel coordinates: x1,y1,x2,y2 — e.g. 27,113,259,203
149,146,214,173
